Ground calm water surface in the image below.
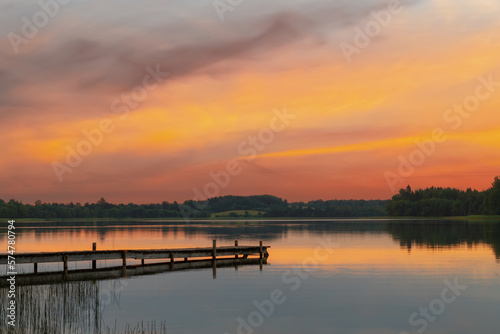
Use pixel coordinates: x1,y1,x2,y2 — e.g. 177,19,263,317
1,219,499,334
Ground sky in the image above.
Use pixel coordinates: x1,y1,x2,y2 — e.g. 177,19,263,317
1,0,500,204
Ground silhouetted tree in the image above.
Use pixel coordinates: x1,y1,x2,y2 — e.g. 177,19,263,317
387,176,499,216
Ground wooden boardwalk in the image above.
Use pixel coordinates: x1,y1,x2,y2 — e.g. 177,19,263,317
0,240,270,283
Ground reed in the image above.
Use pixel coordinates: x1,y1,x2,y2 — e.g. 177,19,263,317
0,280,166,334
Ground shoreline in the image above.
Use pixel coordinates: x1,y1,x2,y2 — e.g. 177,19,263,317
4,215,500,224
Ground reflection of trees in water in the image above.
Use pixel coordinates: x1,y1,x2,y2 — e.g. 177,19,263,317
0,280,166,334
0,221,388,243
4,220,499,258
386,221,500,259
1,221,499,259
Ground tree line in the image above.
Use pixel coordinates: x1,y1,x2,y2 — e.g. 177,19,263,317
386,176,500,216
0,195,387,219
0,176,498,219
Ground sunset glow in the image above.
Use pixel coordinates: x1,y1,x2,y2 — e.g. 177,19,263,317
1,0,500,203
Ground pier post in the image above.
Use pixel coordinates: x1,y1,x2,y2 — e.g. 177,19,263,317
121,251,127,277
212,240,217,260
234,240,238,259
63,255,68,279
34,263,38,273
92,242,97,269
141,259,145,265
212,239,217,278
259,241,263,259
234,240,239,270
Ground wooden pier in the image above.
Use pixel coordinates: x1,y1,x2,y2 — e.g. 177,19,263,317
0,257,268,287
0,240,270,284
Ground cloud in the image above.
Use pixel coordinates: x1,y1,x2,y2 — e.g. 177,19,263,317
0,0,421,122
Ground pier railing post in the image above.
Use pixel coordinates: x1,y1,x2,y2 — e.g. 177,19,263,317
122,250,127,267
63,255,68,279
121,250,127,277
92,242,97,269
235,240,238,259
212,240,217,279
259,241,263,271
170,251,174,270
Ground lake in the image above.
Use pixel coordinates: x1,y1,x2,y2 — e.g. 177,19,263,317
1,219,499,334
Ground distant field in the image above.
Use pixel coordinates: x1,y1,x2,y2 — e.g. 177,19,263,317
210,210,265,218
449,215,500,222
